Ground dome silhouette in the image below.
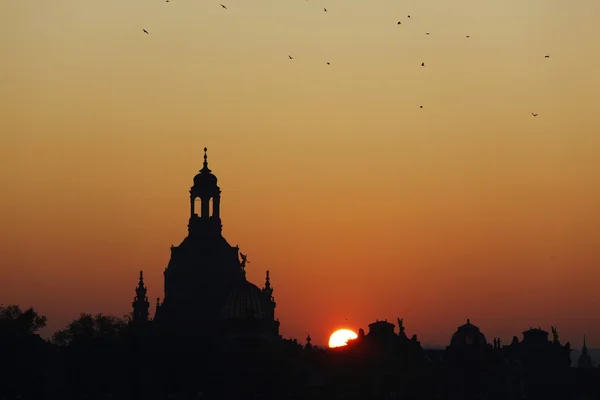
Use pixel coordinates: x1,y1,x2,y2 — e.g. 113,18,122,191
222,281,269,320
193,147,218,189
450,319,487,348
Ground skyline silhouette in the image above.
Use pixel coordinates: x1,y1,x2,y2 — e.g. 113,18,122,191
1,0,600,348
2,149,598,349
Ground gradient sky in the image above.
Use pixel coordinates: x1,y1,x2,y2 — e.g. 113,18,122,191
1,0,599,348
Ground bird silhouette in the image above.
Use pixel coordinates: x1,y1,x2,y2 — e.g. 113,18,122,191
532,113,538,117
545,55,550,58
397,21,401,25
407,15,411,18
426,32,430,35
220,4,227,9
324,7,327,12
421,62,425,67
143,29,149,34
326,62,330,65
466,35,470,38
288,55,294,59
420,105,423,108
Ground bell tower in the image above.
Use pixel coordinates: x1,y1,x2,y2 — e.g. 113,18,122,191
189,147,222,237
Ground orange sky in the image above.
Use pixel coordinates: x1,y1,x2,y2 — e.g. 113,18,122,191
1,0,599,348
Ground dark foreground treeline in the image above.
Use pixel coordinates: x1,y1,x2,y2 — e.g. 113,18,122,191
1,305,599,400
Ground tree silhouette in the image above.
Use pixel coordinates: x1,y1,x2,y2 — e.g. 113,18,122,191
52,312,128,346
0,304,47,336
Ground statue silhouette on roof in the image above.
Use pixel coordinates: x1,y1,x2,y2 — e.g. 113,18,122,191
240,252,249,269
551,326,559,343
397,318,405,335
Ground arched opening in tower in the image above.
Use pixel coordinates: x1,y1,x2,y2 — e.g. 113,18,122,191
194,197,201,217
209,197,214,217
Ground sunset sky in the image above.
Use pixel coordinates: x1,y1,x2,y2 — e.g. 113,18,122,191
1,0,599,348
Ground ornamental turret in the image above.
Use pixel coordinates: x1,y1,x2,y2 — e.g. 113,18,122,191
132,270,150,323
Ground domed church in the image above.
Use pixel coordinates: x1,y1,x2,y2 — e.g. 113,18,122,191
131,148,280,339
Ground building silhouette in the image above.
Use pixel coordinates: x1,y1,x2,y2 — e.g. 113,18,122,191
578,335,593,369
4,150,600,400
131,148,279,340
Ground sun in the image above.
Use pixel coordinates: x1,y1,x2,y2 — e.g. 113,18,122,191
328,329,358,348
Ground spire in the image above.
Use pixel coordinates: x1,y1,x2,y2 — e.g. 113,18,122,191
136,270,146,297
263,270,273,297
306,334,312,349
578,334,593,368
202,147,211,172
132,270,150,323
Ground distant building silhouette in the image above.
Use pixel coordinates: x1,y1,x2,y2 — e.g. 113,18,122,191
578,335,593,368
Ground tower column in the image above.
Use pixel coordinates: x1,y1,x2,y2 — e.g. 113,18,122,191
190,195,195,217
201,197,209,218
213,196,220,218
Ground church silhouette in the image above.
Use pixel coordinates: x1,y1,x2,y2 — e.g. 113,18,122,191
132,148,279,340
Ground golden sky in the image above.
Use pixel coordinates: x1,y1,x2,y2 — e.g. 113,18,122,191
1,0,599,347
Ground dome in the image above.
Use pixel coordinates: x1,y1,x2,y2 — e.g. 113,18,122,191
193,148,218,188
222,280,269,320
193,170,218,187
450,319,487,348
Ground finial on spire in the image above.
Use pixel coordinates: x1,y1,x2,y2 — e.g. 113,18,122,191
139,270,144,280
203,147,208,168
467,318,470,324
264,270,271,289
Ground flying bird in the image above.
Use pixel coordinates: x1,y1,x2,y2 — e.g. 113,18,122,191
426,32,430,35
397,21,401,25
545,55,550,58
420,105,423,108
465,35,470,38
288,55,294,59
421,62,425,67
142,29,149,34
326,62,330,65
220,4,227,9
324,7,327,12
407,15,411,18
532,113,538,117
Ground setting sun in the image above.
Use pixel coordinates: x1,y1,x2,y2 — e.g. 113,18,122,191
328,329,358,348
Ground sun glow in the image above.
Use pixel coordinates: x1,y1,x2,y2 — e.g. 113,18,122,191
328,329,358,348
